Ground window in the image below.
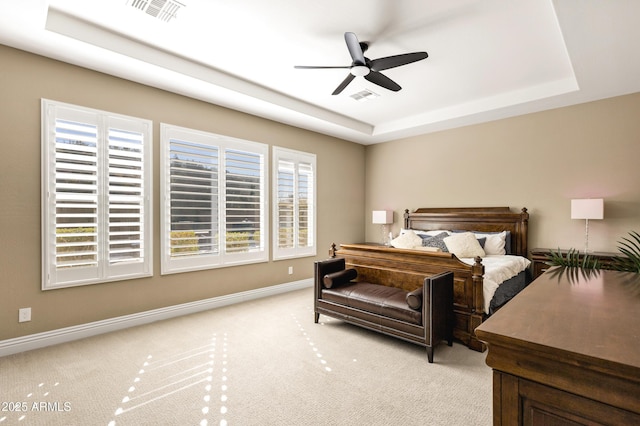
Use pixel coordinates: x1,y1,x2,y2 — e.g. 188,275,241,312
160,124,268,274
273,147,316,260
41,100,152,289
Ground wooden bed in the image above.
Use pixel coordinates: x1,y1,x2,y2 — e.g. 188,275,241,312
331,206,529,352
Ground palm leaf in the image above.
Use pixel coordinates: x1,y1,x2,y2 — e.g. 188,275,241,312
611,231,640,273
545,248,600,269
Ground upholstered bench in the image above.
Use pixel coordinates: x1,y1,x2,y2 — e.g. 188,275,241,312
314,257,453,363
322,283,423,325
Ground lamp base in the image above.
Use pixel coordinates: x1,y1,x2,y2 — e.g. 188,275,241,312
381,224,389,246
583,218,590,254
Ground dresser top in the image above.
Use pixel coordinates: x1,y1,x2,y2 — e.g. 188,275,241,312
476,267,640,375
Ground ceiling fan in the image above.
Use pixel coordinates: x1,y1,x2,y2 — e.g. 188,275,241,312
294,32,428,95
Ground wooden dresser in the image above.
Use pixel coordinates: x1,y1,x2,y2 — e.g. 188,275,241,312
475,268,640,425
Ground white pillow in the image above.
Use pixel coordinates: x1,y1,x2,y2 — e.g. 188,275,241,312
474,231,506,255
390,230,423,249
443,232,486,258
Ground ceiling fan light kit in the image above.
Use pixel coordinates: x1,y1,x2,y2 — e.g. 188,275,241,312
350,65,370,77
295,32,428,95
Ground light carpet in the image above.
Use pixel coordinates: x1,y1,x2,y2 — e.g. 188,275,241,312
0,288,492,425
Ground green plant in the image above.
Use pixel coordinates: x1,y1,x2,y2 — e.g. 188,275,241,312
56,227,97,266
170,230,198,254
226,231,250,253
544,248,602,284
611,231,640,273
545,248,601,270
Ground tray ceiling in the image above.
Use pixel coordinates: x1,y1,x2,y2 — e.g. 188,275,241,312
1,0,640,144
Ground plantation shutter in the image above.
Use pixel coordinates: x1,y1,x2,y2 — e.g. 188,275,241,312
277,159,295,249
42,100,152,289
107,123,146,265
160,124,268,274
168,138,219,259
297,161,314,249
224,148,263,254
53,118,100,275
273,147,316,259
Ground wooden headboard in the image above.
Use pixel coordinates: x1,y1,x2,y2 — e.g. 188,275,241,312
403,207,529,257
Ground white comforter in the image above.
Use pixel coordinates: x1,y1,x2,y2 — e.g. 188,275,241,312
460,255,531,314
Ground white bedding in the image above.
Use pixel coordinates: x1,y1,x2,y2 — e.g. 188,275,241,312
460,255,531,314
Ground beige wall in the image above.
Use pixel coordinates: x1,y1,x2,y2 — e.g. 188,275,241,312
0,45,365,340
3,42,640,343
365,93,640,253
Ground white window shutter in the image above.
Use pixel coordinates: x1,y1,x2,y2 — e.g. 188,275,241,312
42,100,152,289
160,124,268,274
272,147,316,260
277,159,295,249
225,148,263,254
297,161,314,249
53,118,99,271
107,125,145,265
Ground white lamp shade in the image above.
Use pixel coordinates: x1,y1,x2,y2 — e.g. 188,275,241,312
372,210,393,224
571,199,604,220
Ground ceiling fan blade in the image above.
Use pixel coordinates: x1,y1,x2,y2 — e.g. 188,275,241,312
365,71,401,92
294,65,351,69
332,74,356,95
344,32,366,66
370,52,428,72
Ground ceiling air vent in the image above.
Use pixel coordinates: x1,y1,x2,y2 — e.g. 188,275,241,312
350,89,380,102
127,0,185,23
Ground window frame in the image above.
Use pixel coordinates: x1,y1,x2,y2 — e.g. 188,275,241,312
272,146,317,260
41,99,153,290
160,123,269,275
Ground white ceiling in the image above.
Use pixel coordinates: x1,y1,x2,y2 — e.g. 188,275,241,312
2,0,640,144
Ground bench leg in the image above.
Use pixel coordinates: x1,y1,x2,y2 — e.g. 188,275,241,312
314,312,319,323
426,346,434,363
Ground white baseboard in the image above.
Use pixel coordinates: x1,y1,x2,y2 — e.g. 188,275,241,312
0,279,312,358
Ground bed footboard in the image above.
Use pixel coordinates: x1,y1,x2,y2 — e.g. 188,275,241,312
331,243,487,352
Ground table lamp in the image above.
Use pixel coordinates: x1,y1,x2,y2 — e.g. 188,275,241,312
571,198,604,253
372,210,393,245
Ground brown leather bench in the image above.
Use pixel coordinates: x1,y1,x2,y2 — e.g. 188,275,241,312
314,257,453,363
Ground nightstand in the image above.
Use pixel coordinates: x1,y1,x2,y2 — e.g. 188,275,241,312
530,248,620,280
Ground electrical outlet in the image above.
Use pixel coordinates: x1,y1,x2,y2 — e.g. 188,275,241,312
288,266,293,275
19,307,31,323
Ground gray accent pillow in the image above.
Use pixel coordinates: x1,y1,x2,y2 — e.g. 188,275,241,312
477,237,486,248
421,232,449,252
